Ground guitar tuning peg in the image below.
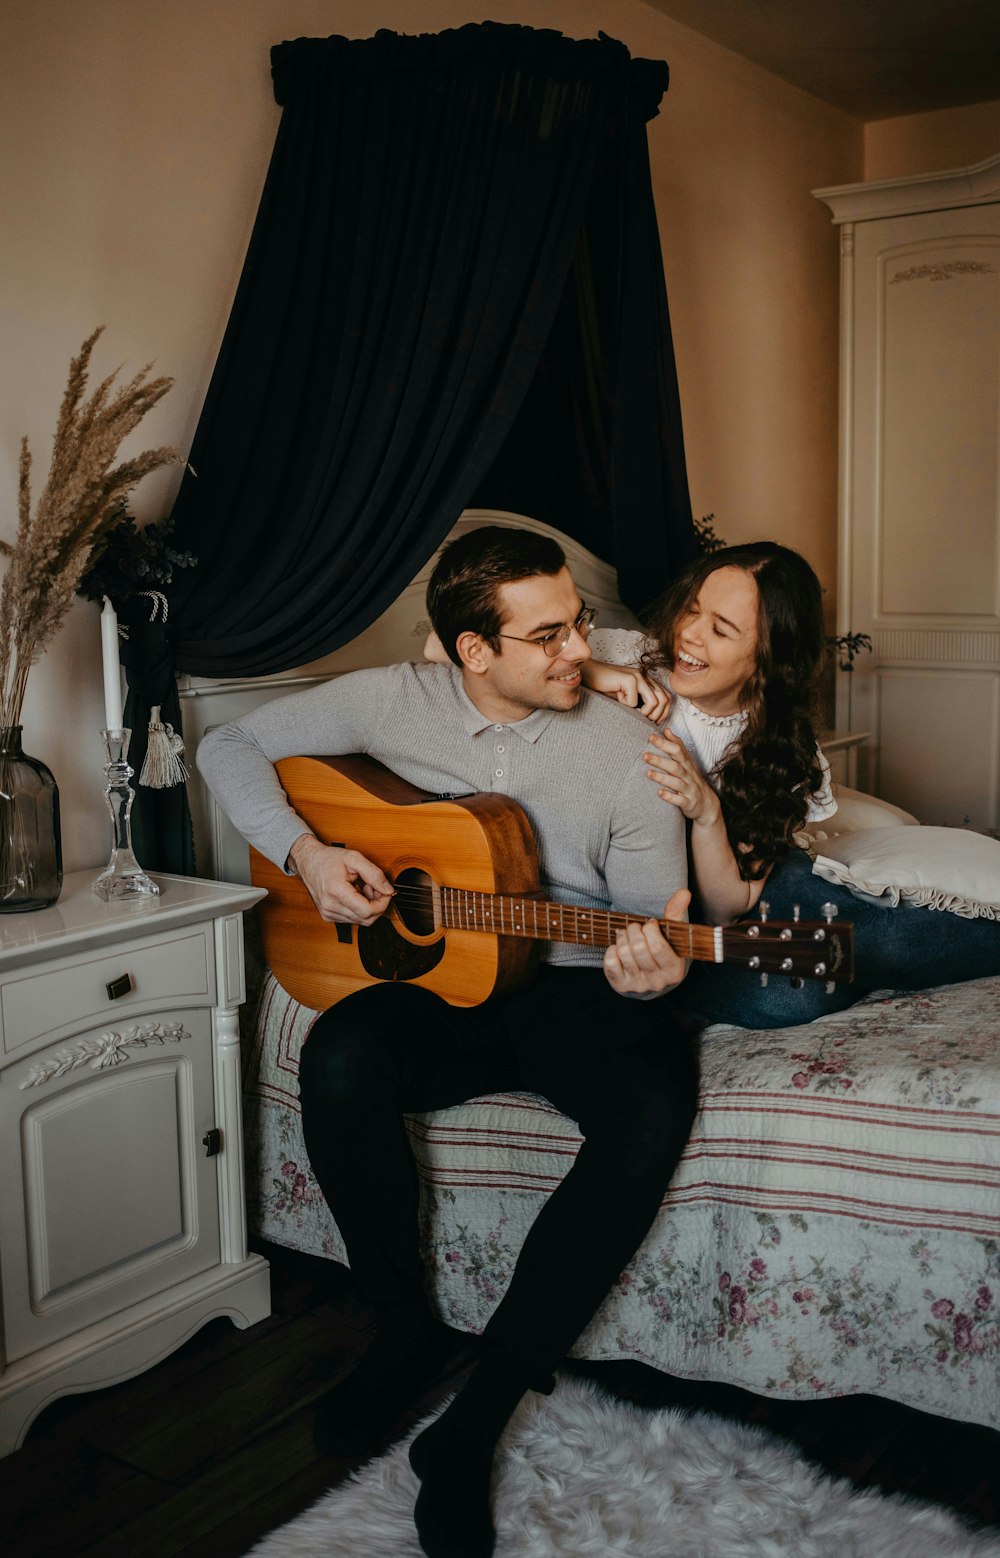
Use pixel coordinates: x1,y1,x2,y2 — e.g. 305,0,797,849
759,972,769,987
792,903,801,922
758,900,770,922
825,980,835,994
821,902,838,923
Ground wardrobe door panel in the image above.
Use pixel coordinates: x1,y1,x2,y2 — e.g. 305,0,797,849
876,230,1000,619
874,668,1000,827
820,171,1000,828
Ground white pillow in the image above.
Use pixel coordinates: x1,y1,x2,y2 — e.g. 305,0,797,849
812,825,1000,920
827,785,918,832
796,786,918,855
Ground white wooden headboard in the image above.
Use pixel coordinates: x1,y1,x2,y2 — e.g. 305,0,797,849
180,510,640,883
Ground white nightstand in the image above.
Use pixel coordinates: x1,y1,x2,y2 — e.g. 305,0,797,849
0,870,270,1456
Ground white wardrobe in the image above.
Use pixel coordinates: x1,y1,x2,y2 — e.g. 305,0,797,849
815,152,1000,829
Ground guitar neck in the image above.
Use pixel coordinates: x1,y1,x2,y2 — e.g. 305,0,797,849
437,886,854,985
440,888,719,961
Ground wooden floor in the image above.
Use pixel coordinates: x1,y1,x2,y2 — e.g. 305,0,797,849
5,1237,999,1556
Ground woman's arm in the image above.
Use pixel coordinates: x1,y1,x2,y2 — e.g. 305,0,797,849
582,629,671,723
582,659,671,723
644,729,768,922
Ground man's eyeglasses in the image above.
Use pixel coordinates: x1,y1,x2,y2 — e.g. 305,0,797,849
496,605,598,659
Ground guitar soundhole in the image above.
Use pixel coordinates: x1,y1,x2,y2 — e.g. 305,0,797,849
357,867,442,986
393,868,437,938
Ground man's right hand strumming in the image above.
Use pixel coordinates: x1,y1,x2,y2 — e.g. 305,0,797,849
288,834,395,925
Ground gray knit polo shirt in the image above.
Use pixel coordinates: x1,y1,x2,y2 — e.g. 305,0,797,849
197,661,687,969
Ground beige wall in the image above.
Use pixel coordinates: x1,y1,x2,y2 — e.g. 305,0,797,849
865,100,1000,181
1,0,860,870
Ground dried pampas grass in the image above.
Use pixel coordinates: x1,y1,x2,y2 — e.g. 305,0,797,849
0,327,181,729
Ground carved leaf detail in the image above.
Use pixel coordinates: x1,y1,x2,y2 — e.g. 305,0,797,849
20,1021,189,1088
891,260,994,284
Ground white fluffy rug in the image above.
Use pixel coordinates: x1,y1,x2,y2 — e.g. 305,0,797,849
248,1377,1000,1557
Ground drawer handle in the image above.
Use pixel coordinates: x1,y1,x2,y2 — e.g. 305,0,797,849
106,973,133,1001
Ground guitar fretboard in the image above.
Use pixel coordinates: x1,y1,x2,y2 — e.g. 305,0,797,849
439,887,722,963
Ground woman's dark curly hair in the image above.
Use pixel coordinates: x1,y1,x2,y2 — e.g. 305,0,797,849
641,542,827,880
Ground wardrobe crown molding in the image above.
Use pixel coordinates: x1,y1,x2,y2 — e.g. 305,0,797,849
814,149,1000,225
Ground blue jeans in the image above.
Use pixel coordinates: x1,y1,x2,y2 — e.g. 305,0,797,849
676,849,1000,1031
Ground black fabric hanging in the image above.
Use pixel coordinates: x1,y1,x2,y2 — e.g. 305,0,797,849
131,23,693,871
469,79,694,615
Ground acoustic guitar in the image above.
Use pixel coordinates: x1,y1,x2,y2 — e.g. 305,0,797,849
249,754,855,1011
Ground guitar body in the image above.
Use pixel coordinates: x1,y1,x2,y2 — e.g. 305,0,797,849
249,755,542,1011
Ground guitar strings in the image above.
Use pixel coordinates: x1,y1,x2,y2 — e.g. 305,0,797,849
376,880,718,952
387,880,830,933
377,882,837,972
343,881,841,981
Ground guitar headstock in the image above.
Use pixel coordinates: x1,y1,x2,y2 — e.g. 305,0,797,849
721,907,854,987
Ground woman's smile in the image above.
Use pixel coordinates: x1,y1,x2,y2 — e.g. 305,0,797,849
671,566,758,715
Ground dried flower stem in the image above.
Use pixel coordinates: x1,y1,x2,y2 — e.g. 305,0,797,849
0,328,181,731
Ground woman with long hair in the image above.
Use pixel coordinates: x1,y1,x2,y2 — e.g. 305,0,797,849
583,541,1000,1028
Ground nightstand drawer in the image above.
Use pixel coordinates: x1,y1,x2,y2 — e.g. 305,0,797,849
1,927,214,1055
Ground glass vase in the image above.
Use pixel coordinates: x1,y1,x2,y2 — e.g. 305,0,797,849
0,726,63,912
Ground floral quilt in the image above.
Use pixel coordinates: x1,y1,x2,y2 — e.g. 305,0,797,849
243,972,1000,1429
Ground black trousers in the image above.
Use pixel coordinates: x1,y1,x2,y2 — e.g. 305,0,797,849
298,966,699,1375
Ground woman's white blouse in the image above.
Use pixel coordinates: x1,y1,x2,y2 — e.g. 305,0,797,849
587,627,836,824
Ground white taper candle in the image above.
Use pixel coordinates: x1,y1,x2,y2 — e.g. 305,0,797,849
101,596,124,731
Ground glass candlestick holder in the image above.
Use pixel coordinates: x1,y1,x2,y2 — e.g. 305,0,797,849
93,728,160,901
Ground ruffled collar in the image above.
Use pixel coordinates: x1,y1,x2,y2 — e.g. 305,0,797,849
667,677,747,729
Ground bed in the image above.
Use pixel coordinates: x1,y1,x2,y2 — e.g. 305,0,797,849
243,969,1000,1430
181,512,1000,1433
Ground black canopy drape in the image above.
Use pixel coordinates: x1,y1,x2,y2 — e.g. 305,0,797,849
129,23,694,871
468,75,694,608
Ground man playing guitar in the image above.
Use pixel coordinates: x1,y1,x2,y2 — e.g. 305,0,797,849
198,525,693,1558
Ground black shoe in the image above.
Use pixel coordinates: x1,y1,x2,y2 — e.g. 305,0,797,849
410,1421,497,1558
